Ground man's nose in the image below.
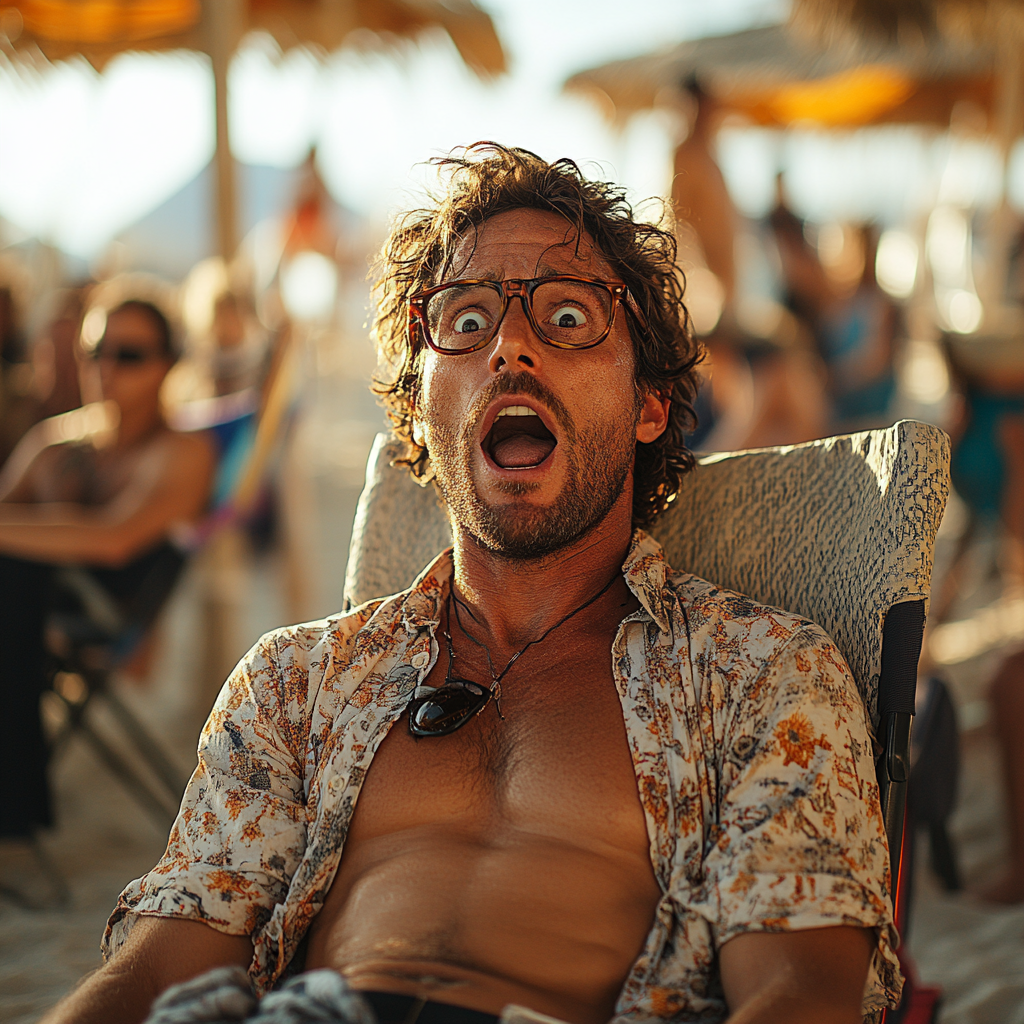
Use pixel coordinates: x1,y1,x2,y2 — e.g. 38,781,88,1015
487,296,543,374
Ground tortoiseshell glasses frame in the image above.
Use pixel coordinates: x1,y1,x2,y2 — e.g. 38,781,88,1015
408,275,650,355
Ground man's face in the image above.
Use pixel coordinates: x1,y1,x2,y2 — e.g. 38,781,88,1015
415,208,665,559
81,306,172,415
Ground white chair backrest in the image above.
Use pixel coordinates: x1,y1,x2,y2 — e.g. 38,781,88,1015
344,419,949,721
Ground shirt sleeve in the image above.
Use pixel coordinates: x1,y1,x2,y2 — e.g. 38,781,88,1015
102,630,311,959
699,624,903,1016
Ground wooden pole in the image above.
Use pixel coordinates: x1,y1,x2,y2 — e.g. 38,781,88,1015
199,0,245,706
203,0,243,260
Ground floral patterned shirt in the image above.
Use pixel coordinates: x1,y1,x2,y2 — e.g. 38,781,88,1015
104,530,901,1021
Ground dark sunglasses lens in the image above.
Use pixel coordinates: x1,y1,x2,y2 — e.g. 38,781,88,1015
408,680,490,737
92,345,151,364
116,348,148,364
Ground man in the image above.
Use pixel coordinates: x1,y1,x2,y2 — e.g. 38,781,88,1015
44,147,899,1024
0,297,215,862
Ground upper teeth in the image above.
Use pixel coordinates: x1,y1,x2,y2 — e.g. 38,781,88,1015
496,406,538,418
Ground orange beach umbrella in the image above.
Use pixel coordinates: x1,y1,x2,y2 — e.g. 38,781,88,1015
0,0,506,257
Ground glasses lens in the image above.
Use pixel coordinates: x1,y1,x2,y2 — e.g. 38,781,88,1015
425,283,503,351
531,280,613,347
408,679,491,737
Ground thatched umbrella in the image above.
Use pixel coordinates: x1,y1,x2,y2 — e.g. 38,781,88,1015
792,0,1024,307
564,23,994,131
791,0,1023,141
0,0,505,258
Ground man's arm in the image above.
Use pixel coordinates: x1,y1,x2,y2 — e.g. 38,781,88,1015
720,925,874,1024
41,917,253,1024
0,432,215,565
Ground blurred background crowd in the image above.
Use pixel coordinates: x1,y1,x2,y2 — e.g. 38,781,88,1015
0,0,1023,1022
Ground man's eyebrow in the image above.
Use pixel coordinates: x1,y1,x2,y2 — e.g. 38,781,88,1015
451,264,588,282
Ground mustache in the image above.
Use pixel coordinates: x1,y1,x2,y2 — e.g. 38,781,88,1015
465,372,574,440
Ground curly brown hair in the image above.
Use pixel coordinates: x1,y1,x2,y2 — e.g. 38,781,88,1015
372,142,703,527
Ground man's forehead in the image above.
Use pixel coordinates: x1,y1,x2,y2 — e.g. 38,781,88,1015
448,208,613,279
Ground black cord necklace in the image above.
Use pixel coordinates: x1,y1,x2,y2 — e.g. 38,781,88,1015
406,571,620,738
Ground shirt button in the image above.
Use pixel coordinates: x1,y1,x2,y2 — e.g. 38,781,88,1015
411,652,430,669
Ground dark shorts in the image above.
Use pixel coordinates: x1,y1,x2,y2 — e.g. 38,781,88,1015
144,967,502,1024
364,992,498,1024
0,543,185,836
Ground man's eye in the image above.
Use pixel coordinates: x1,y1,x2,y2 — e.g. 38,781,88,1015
454,311,489,334
550,305,587,329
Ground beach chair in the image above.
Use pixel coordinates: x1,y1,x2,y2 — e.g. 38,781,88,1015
343,418,950,1024
46,544,193,825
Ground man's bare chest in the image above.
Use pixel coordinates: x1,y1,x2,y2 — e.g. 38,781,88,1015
347,638,648,851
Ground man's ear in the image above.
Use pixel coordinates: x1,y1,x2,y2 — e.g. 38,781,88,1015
636,389,670,444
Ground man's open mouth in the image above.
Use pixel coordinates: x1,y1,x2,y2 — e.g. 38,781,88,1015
483,405,558,470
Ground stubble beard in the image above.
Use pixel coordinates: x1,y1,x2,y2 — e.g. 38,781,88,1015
427,374,638,561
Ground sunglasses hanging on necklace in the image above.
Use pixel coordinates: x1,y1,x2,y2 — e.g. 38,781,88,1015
407,571,620,738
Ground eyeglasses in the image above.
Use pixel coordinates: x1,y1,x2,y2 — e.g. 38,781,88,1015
409,275,648,355
89,343,162,365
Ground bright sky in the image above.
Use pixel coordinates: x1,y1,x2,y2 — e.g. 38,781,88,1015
0,0,776,257
0,0,1015,260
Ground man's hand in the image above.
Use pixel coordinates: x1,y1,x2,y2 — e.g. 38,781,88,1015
40,917,253,1024
720,925,875,1024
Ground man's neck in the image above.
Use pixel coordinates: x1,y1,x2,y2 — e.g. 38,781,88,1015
450,490,636,651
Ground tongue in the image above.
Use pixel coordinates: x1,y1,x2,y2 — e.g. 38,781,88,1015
491,432,556,469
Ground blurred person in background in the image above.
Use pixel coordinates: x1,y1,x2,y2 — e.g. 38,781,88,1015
209,289,268,398
171,273,291,543
171,283,268,497
771,193,897,433
769,181,829,333
0,285,87,467
940,344,1024,609
986,644,1024,904
814,225,898,432
672,75,737,306
32,286,88,421
696,303,828,452
0,296,215,902
0,282,35,465
936,345,1024,903
675,120,828,452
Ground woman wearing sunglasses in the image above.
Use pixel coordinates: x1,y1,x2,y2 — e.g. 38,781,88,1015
0,297,215,899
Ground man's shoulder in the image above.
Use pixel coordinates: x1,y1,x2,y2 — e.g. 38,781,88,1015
660,570,862,730
666,569,814,631
234,583,427,691
664,568,837,666
243,599,388,672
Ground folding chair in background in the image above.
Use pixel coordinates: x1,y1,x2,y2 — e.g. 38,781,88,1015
344,418,950,1024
